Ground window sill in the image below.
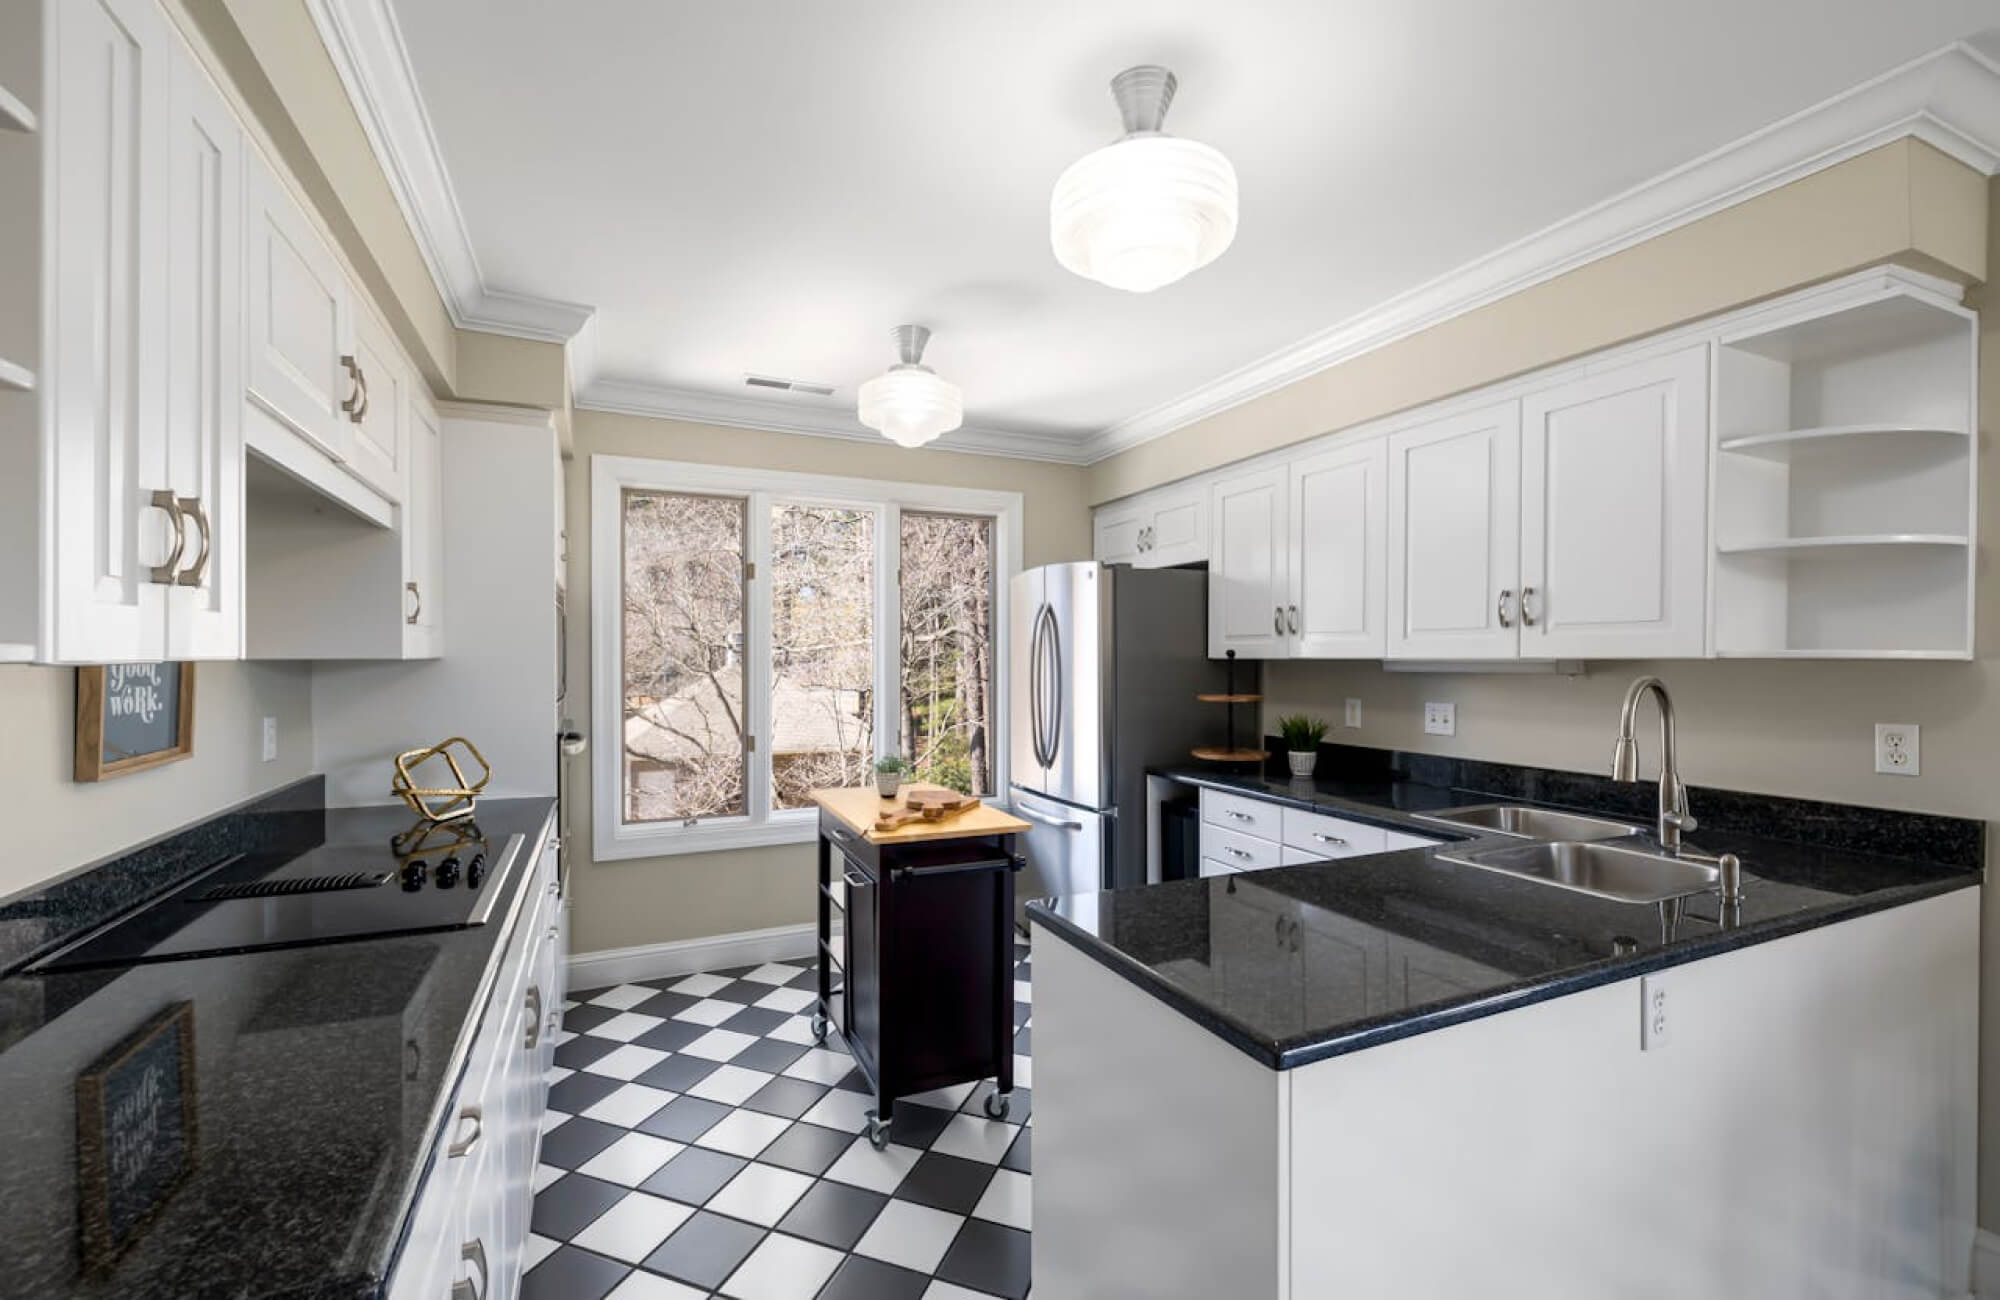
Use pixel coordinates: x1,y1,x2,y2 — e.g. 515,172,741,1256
594,815,818,861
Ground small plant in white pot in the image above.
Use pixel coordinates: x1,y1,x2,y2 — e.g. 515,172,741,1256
1278,715,1328,779
874,755,911,798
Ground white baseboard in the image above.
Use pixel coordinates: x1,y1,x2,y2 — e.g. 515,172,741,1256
566,922,817,989
1971,1227,2000,1298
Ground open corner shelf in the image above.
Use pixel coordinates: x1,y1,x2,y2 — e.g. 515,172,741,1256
1192,747,1266,764
1717,534,1968,556
1196,693,1262,704
0,83,34,134
1717,423,1968,458
0,357,34,393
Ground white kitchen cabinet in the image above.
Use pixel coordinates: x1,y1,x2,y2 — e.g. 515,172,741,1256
347,302,406,503
402,391,444,656
1208,465,1291,658
1518,345,1708,658
1386,401,1522,660
1288,440,1387,657
247,149,356,464
1094,481,1207,568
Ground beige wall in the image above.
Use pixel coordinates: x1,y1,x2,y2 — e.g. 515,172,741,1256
1091,139,1988,504
0,663,315,899
562,410,1092,954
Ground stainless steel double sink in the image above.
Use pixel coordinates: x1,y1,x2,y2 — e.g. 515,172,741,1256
1415,803,1728,907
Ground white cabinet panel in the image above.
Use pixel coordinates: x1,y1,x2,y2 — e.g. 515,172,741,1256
347,304,405,502
247,152,353,462
403,391,444,656
1387,401,1521,660
1279,806,1388,858
1519,345,1708,658
1095,484,1207,568
1200,788,1283,841
1093,507,1142,565
1207,465,1290,658
1289,440,1387,658
1200,822,1284,872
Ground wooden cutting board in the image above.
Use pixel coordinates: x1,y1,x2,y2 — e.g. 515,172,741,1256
874,788,981,833
811,785,1030,844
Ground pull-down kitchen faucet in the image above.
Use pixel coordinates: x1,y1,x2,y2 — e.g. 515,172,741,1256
1610,676,1696,855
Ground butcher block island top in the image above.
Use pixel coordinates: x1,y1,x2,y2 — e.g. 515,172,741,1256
811,784,1031,844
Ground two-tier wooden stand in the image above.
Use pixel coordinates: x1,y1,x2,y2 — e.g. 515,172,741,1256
809,785,1030,1150
1193,649,1264,766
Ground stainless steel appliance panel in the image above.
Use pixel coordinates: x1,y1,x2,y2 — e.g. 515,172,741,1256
1008,566,1047,797
1042,562,1110,812
1011,787,1111,925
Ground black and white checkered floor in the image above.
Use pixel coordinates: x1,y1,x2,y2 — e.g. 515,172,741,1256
527,945,1034,1300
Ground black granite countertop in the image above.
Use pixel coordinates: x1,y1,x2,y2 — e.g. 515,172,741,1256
0,783,557,1300
1027,749,1981,1070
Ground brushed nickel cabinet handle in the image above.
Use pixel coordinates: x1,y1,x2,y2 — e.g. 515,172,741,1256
1225,809,1254,822
1226,846,1253,860
1273,605,1284,634
340,354,363,421
1287,604,1299,634
406,580,421,626
525,985,543,1050
355,364,369,422
446,1105,482,1158
1497,589,1514,629
451,1239,488,1300
1521,586,1539,627
148,490,187,584
1312,832,1348,846
174,496,210,587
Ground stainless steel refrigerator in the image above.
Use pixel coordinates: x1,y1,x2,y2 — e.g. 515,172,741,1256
1009,562,1226,918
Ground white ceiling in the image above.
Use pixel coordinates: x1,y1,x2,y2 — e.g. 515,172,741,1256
384,1,1998,450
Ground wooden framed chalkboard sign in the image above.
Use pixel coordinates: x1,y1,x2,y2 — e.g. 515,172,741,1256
76,1002,199,1274
75,663,196,782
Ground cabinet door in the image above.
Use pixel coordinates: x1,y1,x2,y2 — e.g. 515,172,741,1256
1519,345,1709,658
1093,507,1142,565
1387,402,1521,660
1208,465,1290,658
1144,489,1207,567
246,153,353,461
346,306,406,503
402,393,444,656
163,48,244,659
45,0,173,663
1289,440,1387,657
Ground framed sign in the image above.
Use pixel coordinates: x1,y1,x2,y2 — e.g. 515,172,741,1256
75,663,196,782
76,1002,200,1273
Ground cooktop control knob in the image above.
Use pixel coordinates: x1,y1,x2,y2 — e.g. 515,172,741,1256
466,855,485,887
435,856,460,888
401,859,427,891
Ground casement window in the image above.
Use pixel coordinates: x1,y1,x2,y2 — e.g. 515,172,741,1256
591,455,1022,858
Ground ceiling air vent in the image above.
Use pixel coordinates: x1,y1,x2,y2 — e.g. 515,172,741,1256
744,373,837,397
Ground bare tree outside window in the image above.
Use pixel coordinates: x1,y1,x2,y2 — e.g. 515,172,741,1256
621,490,747,822
770,504,875,810
899,512,995,795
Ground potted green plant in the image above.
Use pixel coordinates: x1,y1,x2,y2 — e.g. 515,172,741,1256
874,755,911,798
1277,715,1328,779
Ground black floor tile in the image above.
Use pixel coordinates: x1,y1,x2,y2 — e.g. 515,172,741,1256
730,1037,810,1074
742,1075,828,1120
558,1002,622,1035
634,1053,720,1093
628,989,700,1020
831,1068,873,1095
548,1072,623,1116
897,1151,996,1214
813,1252,930,1299
774,1177,887,1250
553,1034,620,1072
530,1174,627,1239
784,967,820,990
637,1095,733,1142
935,1217,1033,1300
631,1019,709,1054
755,1121,851,1177
708,980,766,1005
1000,1125,1031,1174
964,1082,1032,1124
882,1102,956,1150
639,1145,746,1206
521,1245,628,1300
568,985,612,1004
641,1210,765,1289
1013,1026,1033,1055
1014,1002,1032,1031
539,1117,628,1170
719,1006,789,1036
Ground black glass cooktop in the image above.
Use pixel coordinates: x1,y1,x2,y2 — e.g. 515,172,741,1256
31,819,522,972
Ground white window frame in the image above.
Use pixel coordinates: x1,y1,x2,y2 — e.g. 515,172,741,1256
591,454,1024,859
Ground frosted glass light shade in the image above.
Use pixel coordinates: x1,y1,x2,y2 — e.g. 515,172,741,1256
857,364,963,448
1051,134,1238,293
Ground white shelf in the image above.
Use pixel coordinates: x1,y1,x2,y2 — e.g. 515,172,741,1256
1717,534,1968,555
1717,423,1968,457
0,357,33,392
0,83,33,134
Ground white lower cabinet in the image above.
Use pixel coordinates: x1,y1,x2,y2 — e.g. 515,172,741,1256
1196,789,1438,874
388,820,563,1300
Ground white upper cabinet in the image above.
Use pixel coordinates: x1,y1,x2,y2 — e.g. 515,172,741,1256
1094,481,1207,568
1518,345,1708,659
247,150,355,465
1208,465,1291,658
1289,440,1387,658
403,391,444,656
1093,504,1142,565
346,302,406,502
1387,401,1522,660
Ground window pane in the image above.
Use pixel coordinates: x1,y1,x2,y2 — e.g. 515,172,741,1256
771,504,875,810
899,512,995,795
621,489,747,823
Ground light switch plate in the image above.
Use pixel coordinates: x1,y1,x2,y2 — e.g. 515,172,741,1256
1423,702,1456,736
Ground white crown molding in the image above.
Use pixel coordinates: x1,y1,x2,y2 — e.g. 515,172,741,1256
578,379,1097,465
1081,39,2000,464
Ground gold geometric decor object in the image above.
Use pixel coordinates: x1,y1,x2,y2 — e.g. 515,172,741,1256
391,736,491,823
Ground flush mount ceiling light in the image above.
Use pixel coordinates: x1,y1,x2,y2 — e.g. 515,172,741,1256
1051,65,1239,294
856,324,964,449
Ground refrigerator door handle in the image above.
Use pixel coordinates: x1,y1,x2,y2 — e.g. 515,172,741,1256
1030,602,1053,768
1015,802,1083,831
1042,603,1064,769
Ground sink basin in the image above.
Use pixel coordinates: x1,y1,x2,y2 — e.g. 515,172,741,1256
1434,839,1721,905
1415,803,1643,842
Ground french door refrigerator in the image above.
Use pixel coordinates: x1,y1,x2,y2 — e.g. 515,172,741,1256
1009,562,1224,920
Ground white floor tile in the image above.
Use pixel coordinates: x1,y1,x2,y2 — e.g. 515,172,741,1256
853,1199,966,1274
780,1048,852,1085
522,1233,561,1273
583,1082,678,1127
590,983,662,1010
742,962,804,986
767,1015,821,1045
1013,979,1032,1004
685,1063,772,1106
542,1110,571,1135
682,1028,759,1062
577,1132,685,1187
720,1231,844,1300
607,1272,708,1300
904,1082,975,1110
571,1189,695,1263
798,1089,872,1134
668,972,732,996
704,1161,814,1226
753,986,816,1014
547,1066,574,1085
586,1011,667,1042
922,1283,1000,1300
972,1167,1031,1230
823,1135,920,1194
1012,1054,1033,1088
531,1163,566,1193
671,997,744,1026
691,1107,792,1158
582,1044,671,1081
930,1114,1019,1165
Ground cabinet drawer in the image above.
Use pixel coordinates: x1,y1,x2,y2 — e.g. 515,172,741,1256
1200,823,1284,872
1201,789,1283,840
1199,857,1237,878
1280,807,1388,858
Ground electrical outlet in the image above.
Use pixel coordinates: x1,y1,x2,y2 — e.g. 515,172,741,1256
1344,698,1362,728
1423,701,1456,736
261,716,278,763
1641,974,1670,1050
1874,723,1919,776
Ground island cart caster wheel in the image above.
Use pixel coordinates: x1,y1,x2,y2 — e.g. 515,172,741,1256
983,1089,1011,1120
864,1112,891,1151
810,1013,829,1044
